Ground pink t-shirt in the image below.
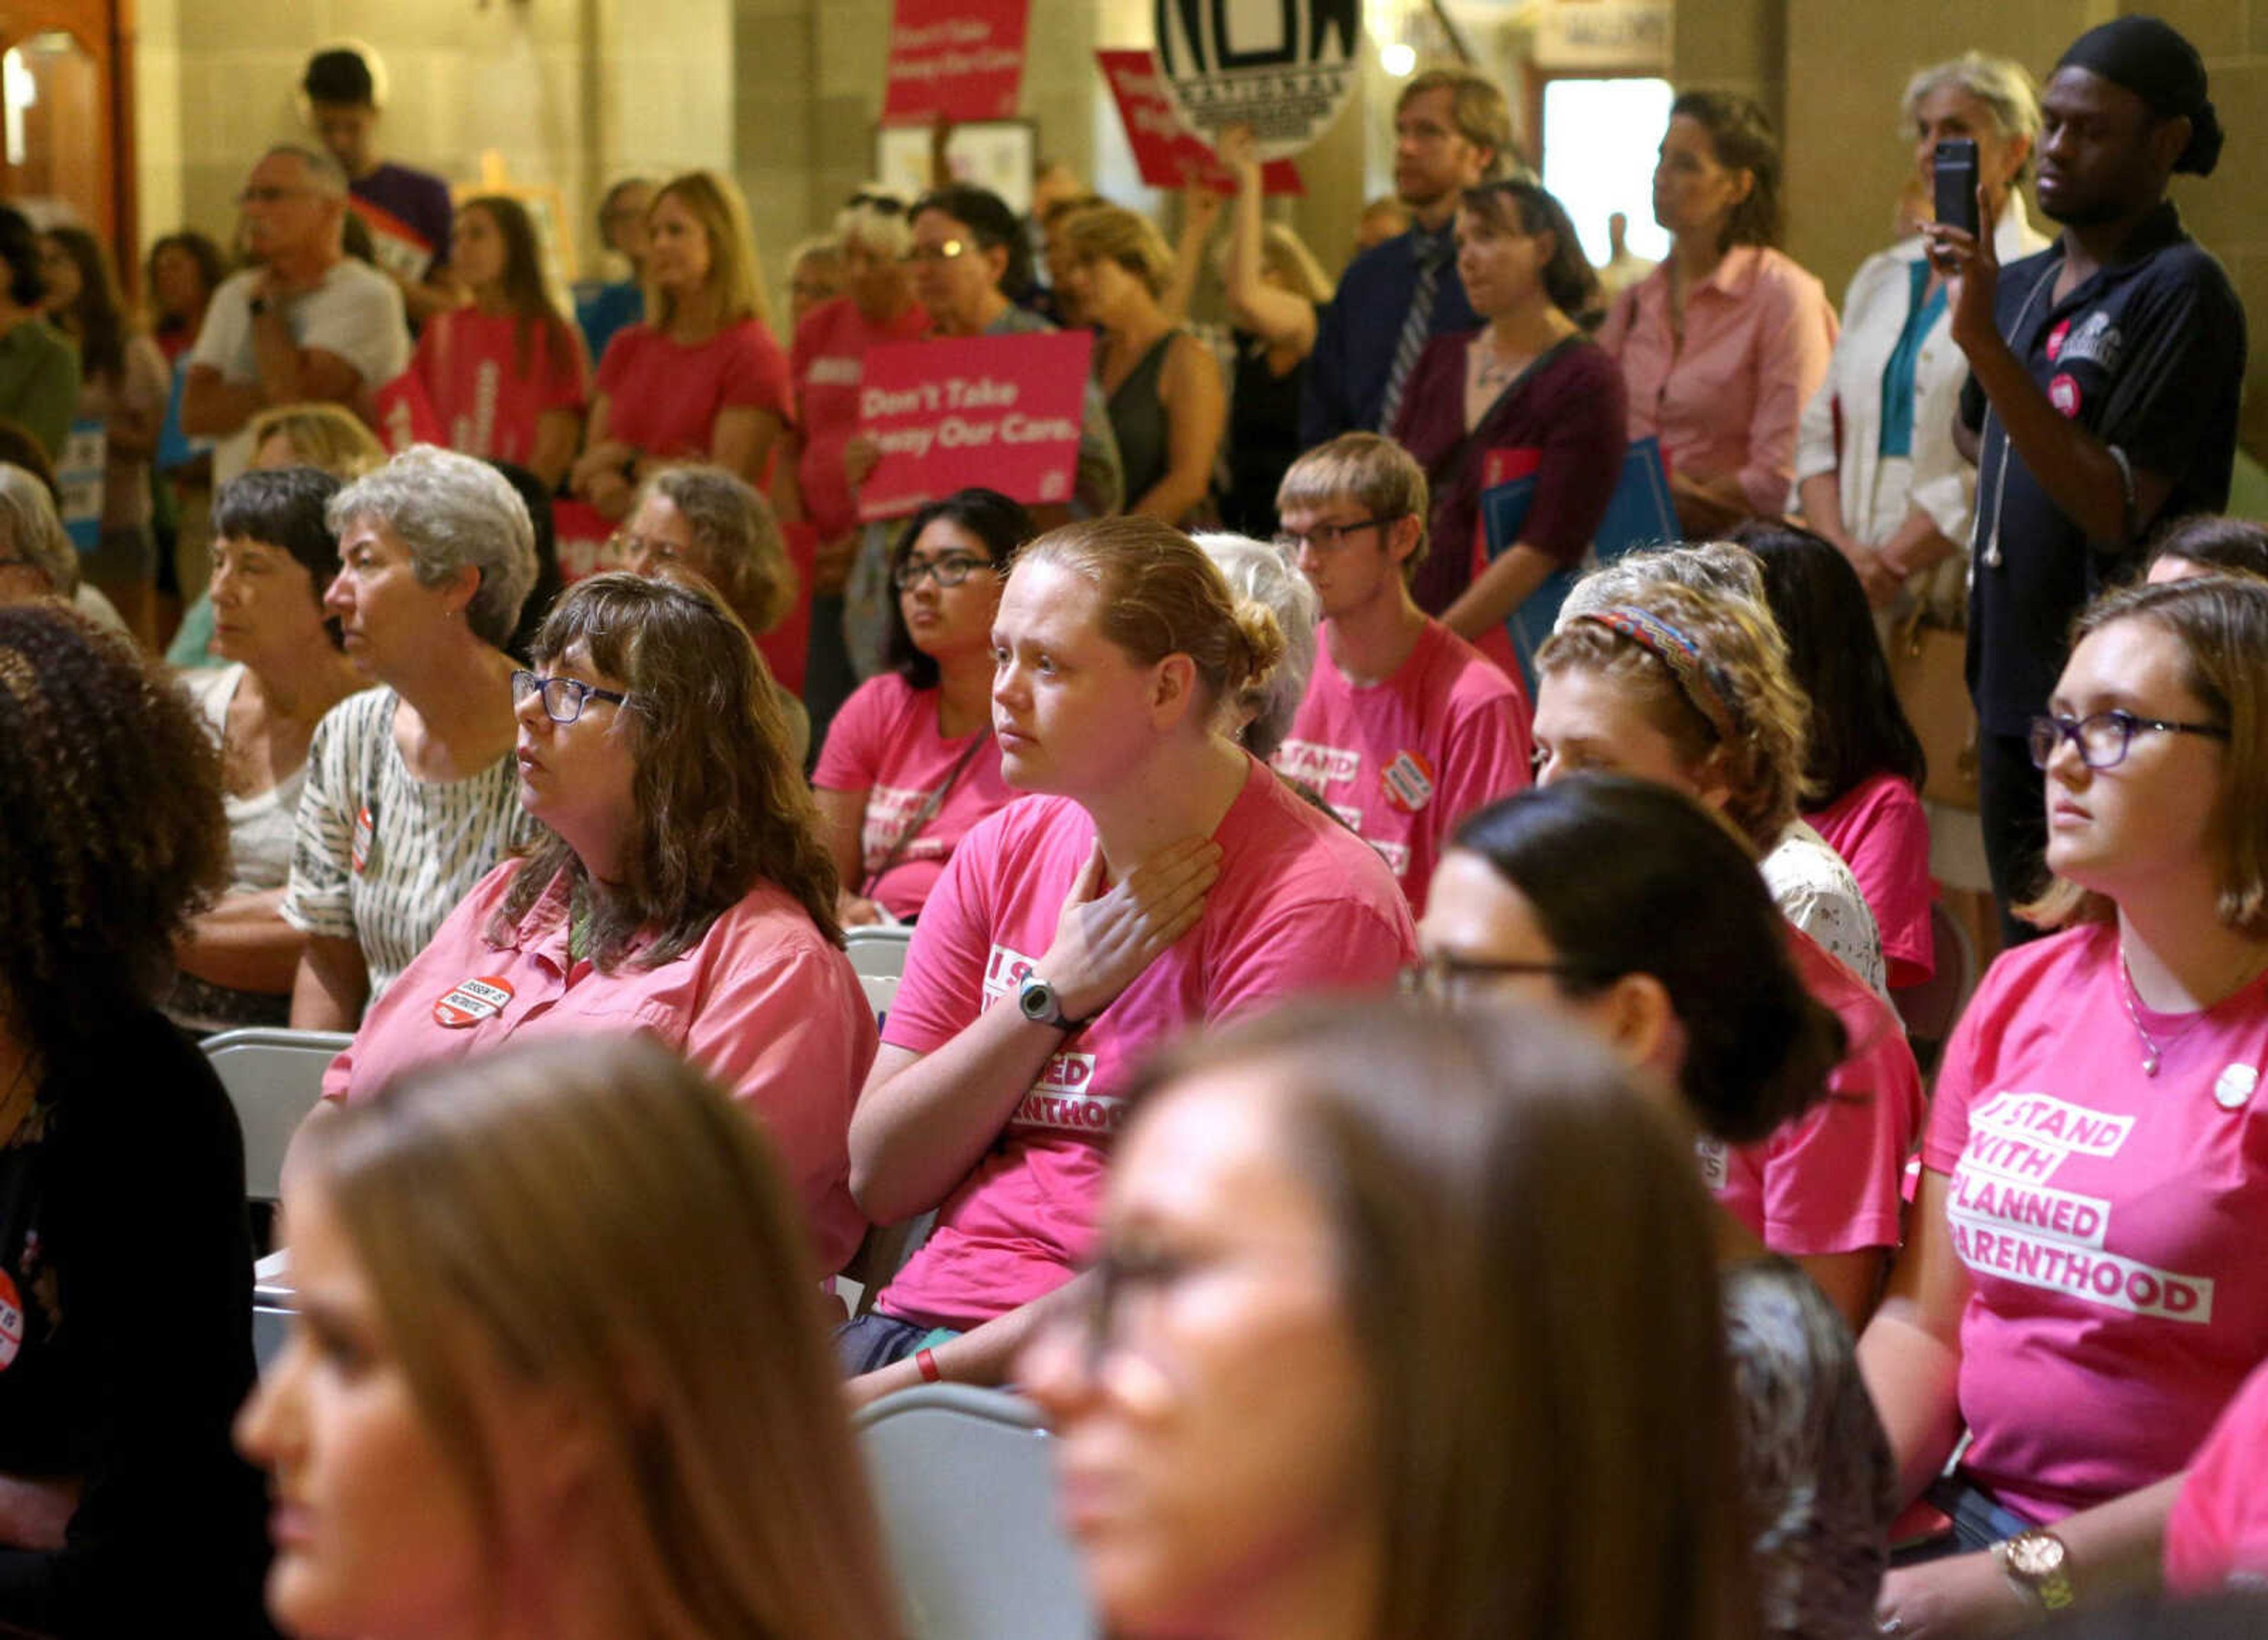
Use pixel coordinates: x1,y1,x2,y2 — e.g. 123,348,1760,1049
875,757,1417,1330
792,295,931,542
321,861,876,1273
1707,927,1927,1256
1272,620,1533,913
594,317,793,472
1807,772,1935,991
2166,1352,2268,1592
811,673,1017,921
1595,246,1837,517
1920,922,2268,1522
408,308,588,468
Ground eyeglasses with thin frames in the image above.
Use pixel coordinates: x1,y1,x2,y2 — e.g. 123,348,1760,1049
1397,952,1594,1004
512,670,630,725
2027,708,2229,772
894,552,995,591
1272,516,1396,555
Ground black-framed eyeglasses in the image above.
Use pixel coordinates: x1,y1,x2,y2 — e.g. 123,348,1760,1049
894,552,995,591
1397,952,1593,1003
2026,708,2229,772
1272,515,1397,555
512,670,630,725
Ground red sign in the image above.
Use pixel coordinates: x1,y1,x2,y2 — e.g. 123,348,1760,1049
1097,49,1304,195
856,330,1092,520
883,0,1031,124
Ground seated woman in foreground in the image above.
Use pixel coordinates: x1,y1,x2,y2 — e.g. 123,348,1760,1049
242,1035,897,1640
839,515,1414,1400
292,572,874,1273
1019,997,1756,1640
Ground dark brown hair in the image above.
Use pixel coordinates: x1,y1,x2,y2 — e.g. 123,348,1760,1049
0,605,229,1052
1131,998,1754,1640
489,573,842,967
1457,180,1601,318
457,195,584,384
1671,90,1784,250
884,487,1032,689
44,225,132,383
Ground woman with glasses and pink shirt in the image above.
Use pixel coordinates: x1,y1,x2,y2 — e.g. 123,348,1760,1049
1862,575,2268,1634
286,573,875,1276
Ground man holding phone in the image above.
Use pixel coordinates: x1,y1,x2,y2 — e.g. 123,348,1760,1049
1928,17,2243,944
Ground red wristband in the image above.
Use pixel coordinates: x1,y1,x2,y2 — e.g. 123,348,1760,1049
915,1347,941,1384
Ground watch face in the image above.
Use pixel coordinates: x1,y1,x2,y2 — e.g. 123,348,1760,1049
2008,1534,2065,1576
1018,977,1055,1021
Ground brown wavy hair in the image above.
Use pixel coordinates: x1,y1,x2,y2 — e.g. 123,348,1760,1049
1015,514,1286,720
458,194,585,383
488,573,842,966
296,1035,896,1639
0,605,229,1051
630,465,796,638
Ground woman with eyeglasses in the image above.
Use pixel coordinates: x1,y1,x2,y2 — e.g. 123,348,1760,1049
1861,575,2268,1636
613,462,810,761
813,487,1028,928
1017,997,1756,1640
1389,178,1625,664
1529,579,1923,1332
1413,774,1895,1640
282,446,539,1030
839,516,1411,1403
569,171,789,522
288,572,874,1274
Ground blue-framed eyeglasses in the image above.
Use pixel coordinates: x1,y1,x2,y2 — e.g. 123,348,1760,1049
512,670,630,725
2027,708,2228,771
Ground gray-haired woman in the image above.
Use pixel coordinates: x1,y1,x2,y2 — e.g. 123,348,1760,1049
1193,530,1319,762
0,461,129,632
1794,51,2048,610
282,444,540,1028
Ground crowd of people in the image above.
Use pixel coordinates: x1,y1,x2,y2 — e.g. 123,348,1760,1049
0,15,2263,1640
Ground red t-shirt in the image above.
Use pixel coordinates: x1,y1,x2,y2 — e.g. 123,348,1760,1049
2167,1352,2268,1592
1807,771,1935,990
810,672,1016,921
1921,923,2268,1521
1707,927,1927,1257
792,296,930,542
1272,619,1532,912
875,758,1416,1330
595,317,793,472
409,309,587,469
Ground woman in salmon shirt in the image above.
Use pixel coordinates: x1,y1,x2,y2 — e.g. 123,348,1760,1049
287,572,875,1275
1597,92,1837,538
570,171,791,521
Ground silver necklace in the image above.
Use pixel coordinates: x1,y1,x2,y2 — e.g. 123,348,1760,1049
2117,949,2263,1077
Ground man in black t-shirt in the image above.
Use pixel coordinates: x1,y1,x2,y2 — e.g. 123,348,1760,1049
1930,17,2243,943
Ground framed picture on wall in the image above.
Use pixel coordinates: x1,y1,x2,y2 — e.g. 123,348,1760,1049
873,119,1037,215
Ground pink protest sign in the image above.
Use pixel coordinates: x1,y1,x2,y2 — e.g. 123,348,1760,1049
1097,48,1304,195
856,330,1092,520
883,0,1031,124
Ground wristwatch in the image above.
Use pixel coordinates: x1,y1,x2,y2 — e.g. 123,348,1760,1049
1992,1528,2075,1612
1016,973,1087,1031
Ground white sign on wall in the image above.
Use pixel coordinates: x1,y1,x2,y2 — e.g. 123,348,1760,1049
1151,0,1363,161
1533,0,1674,72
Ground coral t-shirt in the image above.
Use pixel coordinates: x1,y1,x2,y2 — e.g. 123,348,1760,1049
2166,1353,2268,1592
876,757,1418,1329
792,295,930,542
1921,922,2268,1522
1807,772,1935,990
1272,620,1533,913
811,673,1016,921
595,317,793,472
408,308,588,469
1707,927,1927,1256
320,861,876,1274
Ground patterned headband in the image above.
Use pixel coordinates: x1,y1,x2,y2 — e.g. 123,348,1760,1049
1575,605,1741,744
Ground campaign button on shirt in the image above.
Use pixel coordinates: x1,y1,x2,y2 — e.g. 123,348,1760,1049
432,975,515,1028
1381,749,1436,814
0,1269,25,1371
350,805,374,875
2215,1064,2258,1113
2048,373,2082,418
2046,318,2070,362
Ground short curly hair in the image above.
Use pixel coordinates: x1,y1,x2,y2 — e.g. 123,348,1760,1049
328,445,537,647
630,466,796,639
0,605,229,1051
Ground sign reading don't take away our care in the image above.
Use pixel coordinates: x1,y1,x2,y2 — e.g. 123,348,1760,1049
1151,0,1361,160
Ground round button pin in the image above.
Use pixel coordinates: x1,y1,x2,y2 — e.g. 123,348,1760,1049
2213,1064,2257,1112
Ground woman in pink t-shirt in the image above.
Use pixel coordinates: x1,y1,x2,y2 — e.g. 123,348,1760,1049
1862,576,2268,1633
571,171,791,521
812,487,1029,927
408,195,588,490
1741,521,1936,990
1595,91,1835,537
838,516,1416,1403
292,573,875,1273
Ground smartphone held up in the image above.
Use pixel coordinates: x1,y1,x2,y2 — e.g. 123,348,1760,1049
1933,138,1980,238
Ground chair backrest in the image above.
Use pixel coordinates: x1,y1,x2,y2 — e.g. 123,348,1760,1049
855,1385,1097,1640
1894,899,1980,1048
845,925,915,980
836,1209,938,1318
859,969,901,1022
201,1028,354,1203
